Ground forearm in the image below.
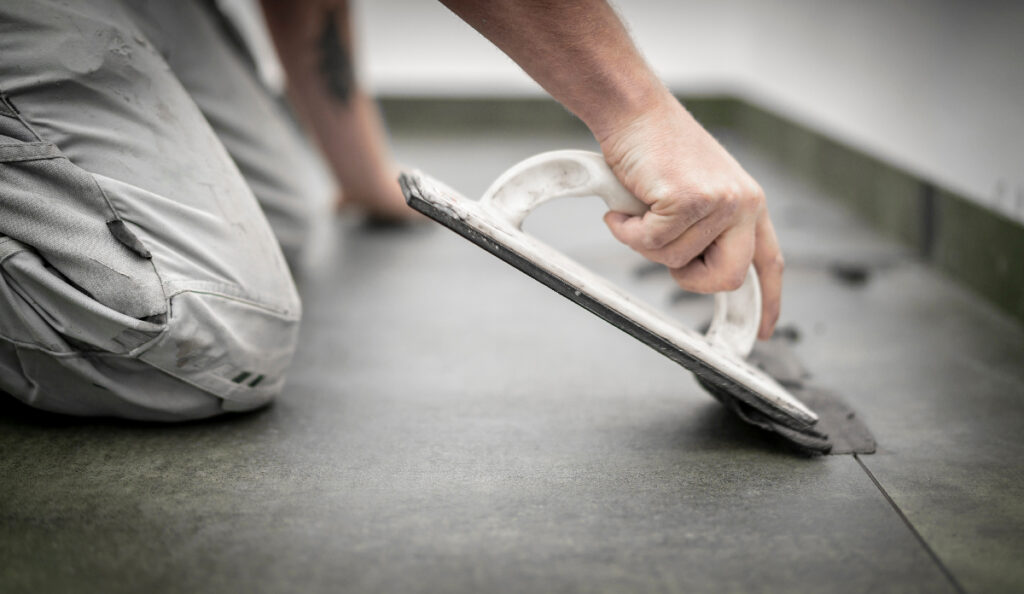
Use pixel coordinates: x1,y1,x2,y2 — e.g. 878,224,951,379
438,0,672,141
443,0,782,336
260,0,395,203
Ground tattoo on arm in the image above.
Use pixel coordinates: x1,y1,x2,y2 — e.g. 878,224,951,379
318,7,355,105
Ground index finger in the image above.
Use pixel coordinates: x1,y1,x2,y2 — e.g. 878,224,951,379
753,209,784,339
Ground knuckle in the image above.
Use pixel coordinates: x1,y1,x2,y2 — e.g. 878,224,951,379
762,251,785,274
717,186,739,214
639,227,672,251
747,180,766,201
753,186,767,205
681,184,714,214
721,199,738,219
646,183,675,206
723,178,762,213
736,188,760,212
772,252,785,273
749,187,767,211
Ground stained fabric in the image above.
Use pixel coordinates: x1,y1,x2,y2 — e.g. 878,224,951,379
0,0,318,420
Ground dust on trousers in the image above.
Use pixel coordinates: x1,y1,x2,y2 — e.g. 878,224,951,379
0,0,332,420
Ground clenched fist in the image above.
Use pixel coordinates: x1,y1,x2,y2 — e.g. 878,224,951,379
599,95,784,339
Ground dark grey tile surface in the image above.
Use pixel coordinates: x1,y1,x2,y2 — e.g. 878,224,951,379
779,261,1024,594
0,404,950,594
736,137,1024,594
1,127,1019,593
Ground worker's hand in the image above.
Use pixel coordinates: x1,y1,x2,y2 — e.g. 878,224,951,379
599,95,783,339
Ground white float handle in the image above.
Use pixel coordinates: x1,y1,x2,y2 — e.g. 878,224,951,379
479,150,761,359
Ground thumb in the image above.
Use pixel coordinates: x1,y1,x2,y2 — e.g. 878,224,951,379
603,210,633,242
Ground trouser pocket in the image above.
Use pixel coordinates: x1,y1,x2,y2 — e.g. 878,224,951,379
0,94,167,342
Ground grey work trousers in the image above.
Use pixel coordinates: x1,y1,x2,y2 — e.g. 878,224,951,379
0,0,332,420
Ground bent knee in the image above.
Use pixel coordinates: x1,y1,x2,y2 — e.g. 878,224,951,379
136,289,302,416
0,288,301,422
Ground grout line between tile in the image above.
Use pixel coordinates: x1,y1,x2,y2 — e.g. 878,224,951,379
854,454,967,594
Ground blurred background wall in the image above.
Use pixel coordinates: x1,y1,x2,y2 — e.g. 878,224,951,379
223,0,1024,225
358,0,1024,225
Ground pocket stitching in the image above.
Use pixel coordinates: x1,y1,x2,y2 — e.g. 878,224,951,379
0,97,172,317
0,142,62,163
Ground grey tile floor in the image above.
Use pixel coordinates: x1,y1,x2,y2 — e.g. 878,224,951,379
2,128,1022,593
